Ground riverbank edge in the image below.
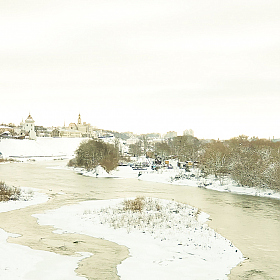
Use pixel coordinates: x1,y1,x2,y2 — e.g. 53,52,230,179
69,165,280,201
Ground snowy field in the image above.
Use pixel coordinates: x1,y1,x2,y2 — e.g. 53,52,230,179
0,137,86,160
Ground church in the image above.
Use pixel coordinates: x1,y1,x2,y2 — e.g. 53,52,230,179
61,114,97,138
14,114,37,140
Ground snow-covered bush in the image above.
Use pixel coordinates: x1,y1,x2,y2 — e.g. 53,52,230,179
0,181,21,201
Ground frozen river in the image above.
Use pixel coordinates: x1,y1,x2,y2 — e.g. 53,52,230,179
0,160,279,279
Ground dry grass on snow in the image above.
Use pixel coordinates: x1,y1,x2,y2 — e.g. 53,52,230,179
0,181,21,202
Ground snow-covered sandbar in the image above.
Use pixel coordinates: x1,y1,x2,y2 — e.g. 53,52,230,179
0,228,90,280
34,197,244,280
0,187,48,213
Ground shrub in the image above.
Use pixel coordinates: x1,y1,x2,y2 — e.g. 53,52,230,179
123,197,145,212
68,139,119,172
0,181,21,201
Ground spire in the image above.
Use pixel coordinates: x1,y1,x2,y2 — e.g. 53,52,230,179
78,113,81,125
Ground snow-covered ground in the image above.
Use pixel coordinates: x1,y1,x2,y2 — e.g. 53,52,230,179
0,187,90,280
33,197,243,280
0,187,48,213
0,137,86,160
0,227,90,280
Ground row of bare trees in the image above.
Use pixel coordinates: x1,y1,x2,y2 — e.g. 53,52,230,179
73,135,280,190
129,135,201,162
129,134,280,191
200,136,280,191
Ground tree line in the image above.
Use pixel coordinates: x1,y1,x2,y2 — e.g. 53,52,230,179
69,135,280,191
130,134,280,191
200,135,280,191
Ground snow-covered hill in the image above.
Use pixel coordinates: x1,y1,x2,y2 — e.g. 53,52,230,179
0,137,86,159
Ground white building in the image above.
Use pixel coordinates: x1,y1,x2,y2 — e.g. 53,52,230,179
59,128,82,138
66,114,95,138
23,114,37,140
183,129,194,137
13,114,37,140
164,131,177,139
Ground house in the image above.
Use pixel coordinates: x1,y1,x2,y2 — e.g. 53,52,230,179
0,125,14,136
0,131,12,138
59,128,82,138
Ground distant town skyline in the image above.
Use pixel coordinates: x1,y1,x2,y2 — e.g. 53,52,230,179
1,111,279,140
1,1,279,140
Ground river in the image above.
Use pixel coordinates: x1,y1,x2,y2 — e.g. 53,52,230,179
0,160,279,279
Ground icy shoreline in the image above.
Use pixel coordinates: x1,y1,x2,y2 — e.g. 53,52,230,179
71,164,280,200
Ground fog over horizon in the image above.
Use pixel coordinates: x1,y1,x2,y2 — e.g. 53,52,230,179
1,0,279,140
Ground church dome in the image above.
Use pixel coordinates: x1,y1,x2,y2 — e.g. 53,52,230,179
25,114,35,123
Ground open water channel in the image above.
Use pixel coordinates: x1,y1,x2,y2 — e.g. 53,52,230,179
0,160,279,279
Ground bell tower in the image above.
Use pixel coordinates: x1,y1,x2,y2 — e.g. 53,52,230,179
78,113,82,125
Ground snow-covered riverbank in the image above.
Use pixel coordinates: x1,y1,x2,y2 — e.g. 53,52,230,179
1,137,279,200
138,168,280,200
34,197,243,280
71,164,280,200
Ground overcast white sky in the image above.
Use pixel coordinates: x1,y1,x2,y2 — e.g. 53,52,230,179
1,0,279,139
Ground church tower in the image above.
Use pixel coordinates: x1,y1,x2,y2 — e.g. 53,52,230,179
78,113,82,125
24,114,37,140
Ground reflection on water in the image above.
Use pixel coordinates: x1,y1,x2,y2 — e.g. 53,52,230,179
0,160,279,279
